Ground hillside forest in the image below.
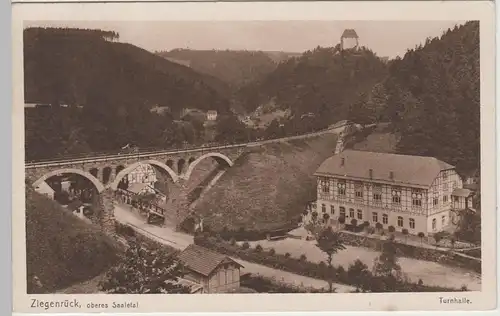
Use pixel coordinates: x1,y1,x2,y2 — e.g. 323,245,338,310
24,22,479,175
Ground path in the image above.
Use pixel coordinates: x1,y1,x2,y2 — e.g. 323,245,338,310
243,238,481,291
114,205,355,293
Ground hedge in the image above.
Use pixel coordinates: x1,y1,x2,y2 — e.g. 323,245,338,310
240,274,329,293
194,234,460,292
338,231,481,273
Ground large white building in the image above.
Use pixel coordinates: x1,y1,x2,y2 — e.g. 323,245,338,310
310,150,472,236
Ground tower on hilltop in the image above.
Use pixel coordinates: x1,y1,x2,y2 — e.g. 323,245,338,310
340,29,359,51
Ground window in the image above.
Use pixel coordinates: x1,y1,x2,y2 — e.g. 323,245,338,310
453,196,459,202
382,214,388,224
337,180,346,196
355,182,363,199
349,208,355,218
397,216,403,227
443,195,448,203
433,198,439,206
357,209,363,220
442,215,446,226
409,218,415,229
330,205,335,215
391,187,402,204
452,181,458,189
412,190,423,207
226,269,234,284
322,204,326,213
218,270,225,286
373,193,382,202
320,179,330,193
340,207,346,217
432,218,437,231
442,172,447,180
372,212,378,223
443,182,448,190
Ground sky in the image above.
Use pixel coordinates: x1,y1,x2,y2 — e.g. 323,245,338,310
26,20,466,59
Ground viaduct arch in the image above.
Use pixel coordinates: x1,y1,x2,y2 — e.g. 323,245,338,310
182,152,234,181
109,159,179,190
32,168,106,193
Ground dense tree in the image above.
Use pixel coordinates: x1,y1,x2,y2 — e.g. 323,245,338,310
383,21,480,175
99,239,190,294
315,227,346,292
158,49,279,88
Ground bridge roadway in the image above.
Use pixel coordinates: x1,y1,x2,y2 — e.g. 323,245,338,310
25,126,342,169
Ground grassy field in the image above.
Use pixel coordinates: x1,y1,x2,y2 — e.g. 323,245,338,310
194,133,338,231
26,186,121,293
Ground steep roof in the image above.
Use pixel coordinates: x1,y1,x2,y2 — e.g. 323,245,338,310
127,182,149,194
452,188,474,197
177,244,243,277
341,29,359,39
314,150,455,188
34,181,55,194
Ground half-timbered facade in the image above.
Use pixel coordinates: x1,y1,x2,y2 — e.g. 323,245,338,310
311,150,466,236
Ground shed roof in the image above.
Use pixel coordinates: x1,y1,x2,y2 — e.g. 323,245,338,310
127,182,149,194
177,244,243,277
314,150,455,188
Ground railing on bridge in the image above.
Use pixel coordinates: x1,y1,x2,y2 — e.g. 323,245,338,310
25,125,336,168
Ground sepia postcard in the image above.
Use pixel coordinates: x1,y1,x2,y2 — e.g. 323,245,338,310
11,0,496,313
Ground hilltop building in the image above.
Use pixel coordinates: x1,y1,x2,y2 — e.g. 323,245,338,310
307,150,473,236
177,244,243,294
340,29,359,50
207,110,218,121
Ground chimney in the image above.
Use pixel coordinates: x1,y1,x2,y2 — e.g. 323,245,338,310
341,157,345,166
369,169,373,179
389,171,394,180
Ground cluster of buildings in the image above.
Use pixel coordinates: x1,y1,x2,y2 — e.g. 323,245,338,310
305,149,477,236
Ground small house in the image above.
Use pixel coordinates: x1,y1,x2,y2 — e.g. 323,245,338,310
34,181,55,200
207,110,218,121
177,244,243,294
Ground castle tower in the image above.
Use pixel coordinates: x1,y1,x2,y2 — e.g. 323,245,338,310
340,29,359,51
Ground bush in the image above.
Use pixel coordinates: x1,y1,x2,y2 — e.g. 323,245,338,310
299,254,307,262
255,244,263,253
229,237,237,246
350,219,358,226
388,226,395,233
242,241,250,249
338,216,346,224
284,252,291,258
375,222,383,230
268,248,276,256
363,221,370,227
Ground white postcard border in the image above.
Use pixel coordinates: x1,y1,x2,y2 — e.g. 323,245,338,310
11,1,497,313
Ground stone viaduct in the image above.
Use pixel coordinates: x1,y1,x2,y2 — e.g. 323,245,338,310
25,126,342,233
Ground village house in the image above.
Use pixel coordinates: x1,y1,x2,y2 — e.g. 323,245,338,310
206,110,218,121
306,150,472,236
177,244,243,294
127,163,157,187
34,181,55,200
